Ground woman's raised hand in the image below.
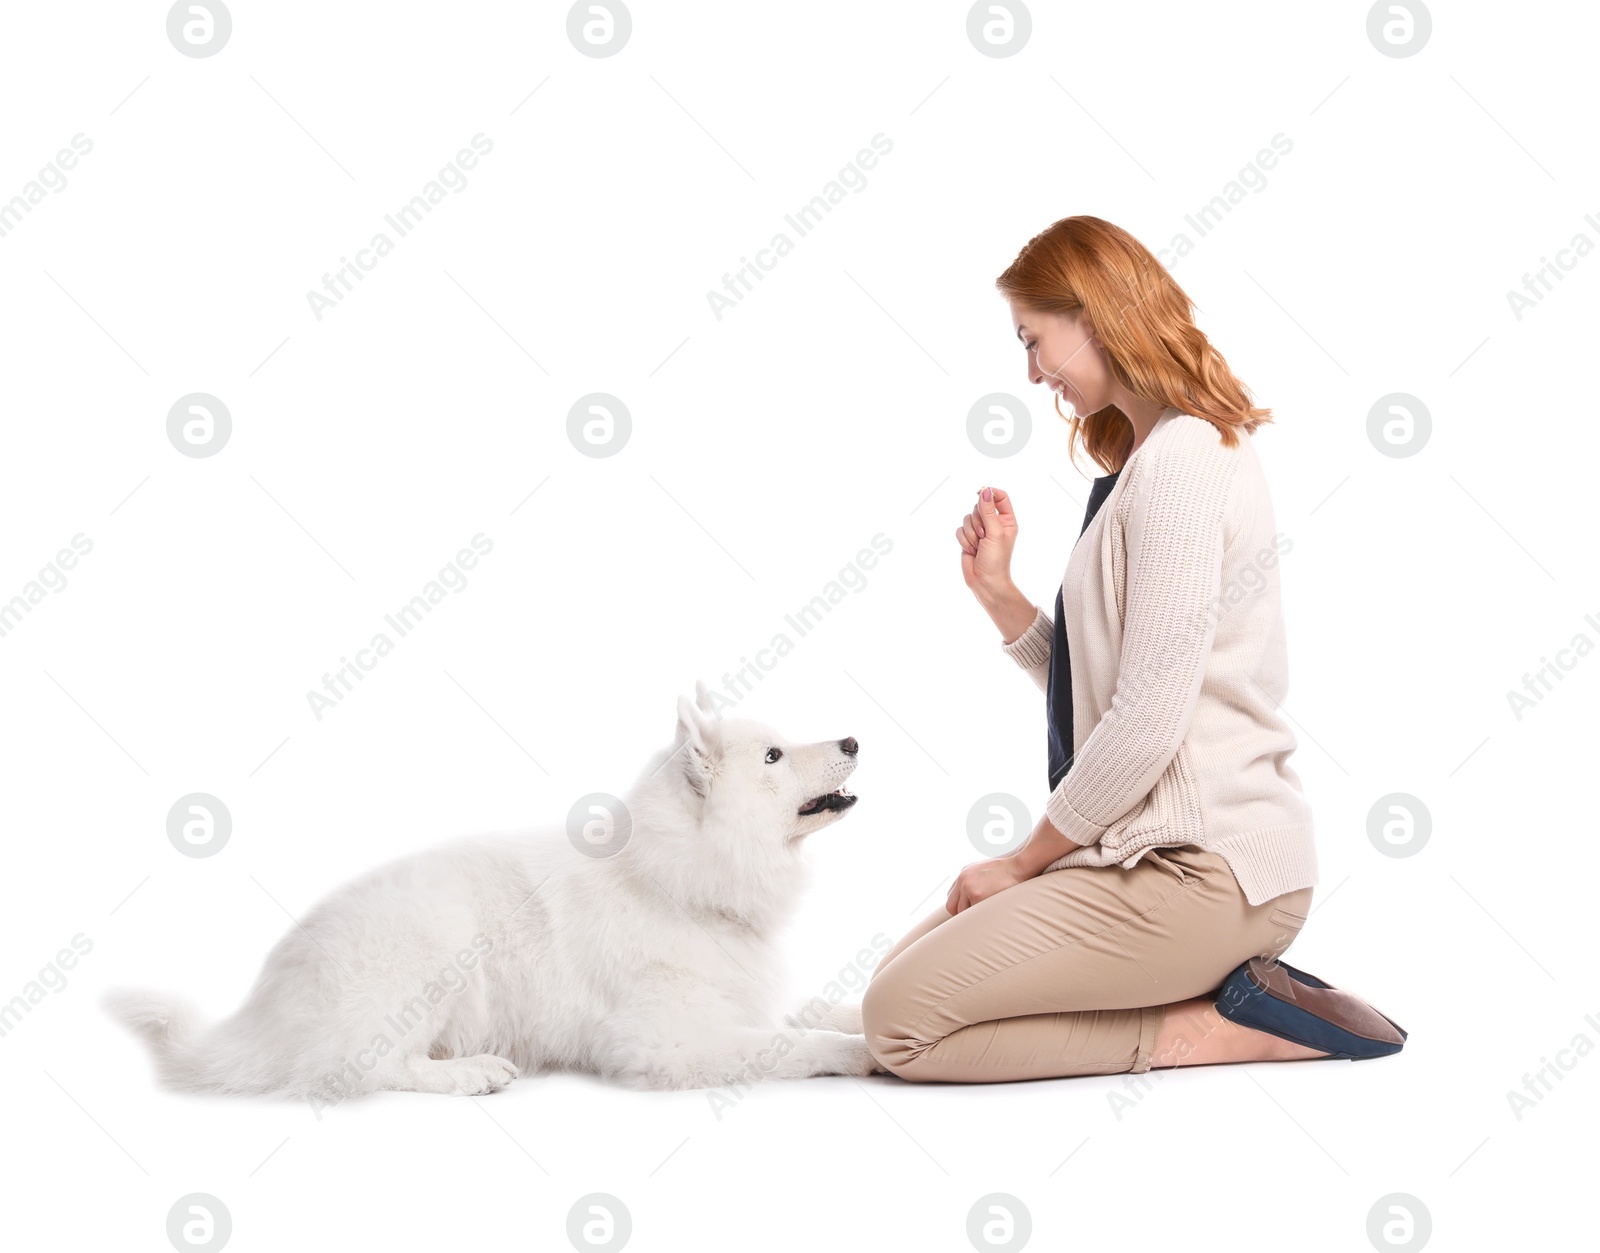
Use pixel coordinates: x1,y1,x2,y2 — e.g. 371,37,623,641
957,485,1020,608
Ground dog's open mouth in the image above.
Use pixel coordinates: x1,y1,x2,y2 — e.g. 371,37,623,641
798,788,857,816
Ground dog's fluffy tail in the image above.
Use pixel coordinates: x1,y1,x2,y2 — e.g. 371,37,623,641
102,988,209,1090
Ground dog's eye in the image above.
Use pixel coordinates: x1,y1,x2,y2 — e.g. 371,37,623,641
765,747,782,764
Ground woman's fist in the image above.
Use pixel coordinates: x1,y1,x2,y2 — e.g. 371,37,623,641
957,485,1019,606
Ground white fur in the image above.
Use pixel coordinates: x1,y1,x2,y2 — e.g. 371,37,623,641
106,681,873,1106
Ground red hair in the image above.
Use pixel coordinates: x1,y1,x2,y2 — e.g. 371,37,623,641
996,215,1271,473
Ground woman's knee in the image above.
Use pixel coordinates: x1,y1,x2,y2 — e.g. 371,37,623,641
860,972,928,1080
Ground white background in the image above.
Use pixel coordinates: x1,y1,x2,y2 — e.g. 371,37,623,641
1,1,1595,1250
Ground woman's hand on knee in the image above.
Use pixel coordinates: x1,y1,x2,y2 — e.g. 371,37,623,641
946,855,1034,914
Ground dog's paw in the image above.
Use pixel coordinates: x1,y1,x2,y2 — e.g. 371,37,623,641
440,1054,520,1095
823,1033,879,1078
784,998,864,1034
825,999,863,1035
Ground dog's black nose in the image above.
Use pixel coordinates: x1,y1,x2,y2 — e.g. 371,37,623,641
840,737,858,756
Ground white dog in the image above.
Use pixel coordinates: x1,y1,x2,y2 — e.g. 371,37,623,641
107,681,879,1108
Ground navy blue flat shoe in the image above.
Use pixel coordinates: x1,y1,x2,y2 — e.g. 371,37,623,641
1213,957,1408,1060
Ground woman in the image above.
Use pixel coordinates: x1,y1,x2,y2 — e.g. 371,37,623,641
860,216,1406,1082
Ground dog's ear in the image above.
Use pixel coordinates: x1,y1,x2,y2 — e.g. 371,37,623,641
693,678,721,719
674,693,717,798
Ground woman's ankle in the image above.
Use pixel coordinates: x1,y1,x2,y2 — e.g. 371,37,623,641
1152,996,1330,1067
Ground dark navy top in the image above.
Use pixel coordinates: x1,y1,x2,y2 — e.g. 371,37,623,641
1046,470,1122,792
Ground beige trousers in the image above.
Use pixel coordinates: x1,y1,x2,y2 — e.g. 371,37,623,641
861,844,1313,1081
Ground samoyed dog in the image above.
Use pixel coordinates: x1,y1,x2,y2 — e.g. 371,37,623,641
106,681,877,1109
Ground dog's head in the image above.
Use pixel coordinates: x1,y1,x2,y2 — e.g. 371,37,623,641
670,679,859,843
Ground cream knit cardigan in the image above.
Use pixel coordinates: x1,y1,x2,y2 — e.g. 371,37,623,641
1001,408,1319,907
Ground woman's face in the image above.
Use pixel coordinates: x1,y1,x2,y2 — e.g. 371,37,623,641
1008,299,1108,417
